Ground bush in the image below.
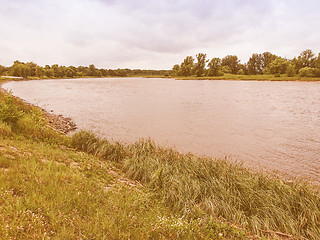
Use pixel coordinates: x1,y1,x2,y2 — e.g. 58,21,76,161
298,67,320,77
0,92,24,127
221,66,231,74
237,69,245,75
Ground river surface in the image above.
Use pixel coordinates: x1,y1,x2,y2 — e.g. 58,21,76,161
4,78,320,184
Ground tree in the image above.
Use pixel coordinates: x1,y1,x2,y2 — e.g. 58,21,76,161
66,67,76,77
296,49,316,69
88,64,95,76
45,68,54,78
261,52,277,70
286,63,296,77
172,64,180,76
207,58,223,76
179,56,194,76
238,63,248,75
52,64,63,78
36,66,45,78
193,53,207,77
247,53,263,75
267,57,287,76
221,55,240,74
314,53,320,69
26,62,38,76
100,69,108,76
10,61,29,78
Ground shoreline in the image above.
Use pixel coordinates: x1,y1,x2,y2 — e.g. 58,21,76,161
172,75,320,82
2,78,320,187
0,80,77,134
3,74,320,82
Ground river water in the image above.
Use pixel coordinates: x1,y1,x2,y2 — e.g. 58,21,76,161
4,78,320,184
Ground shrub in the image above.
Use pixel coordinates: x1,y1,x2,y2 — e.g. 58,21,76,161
237,69,245,75
0,92,24,127
221,66,232,74
298,67,320,77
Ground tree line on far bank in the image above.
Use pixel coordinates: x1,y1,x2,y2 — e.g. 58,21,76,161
172,49,320,78
0,61,170,79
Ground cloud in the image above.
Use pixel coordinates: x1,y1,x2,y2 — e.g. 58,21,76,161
0,0,319,69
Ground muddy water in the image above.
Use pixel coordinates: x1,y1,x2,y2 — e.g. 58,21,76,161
4,78,320,183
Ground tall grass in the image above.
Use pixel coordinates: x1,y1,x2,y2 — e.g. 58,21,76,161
71,130,320,239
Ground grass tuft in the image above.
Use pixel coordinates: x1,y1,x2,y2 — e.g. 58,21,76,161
70,131,320,239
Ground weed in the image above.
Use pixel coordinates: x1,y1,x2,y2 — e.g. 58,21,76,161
0,91,24,127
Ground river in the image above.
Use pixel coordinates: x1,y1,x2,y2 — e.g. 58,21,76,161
4,78,320,184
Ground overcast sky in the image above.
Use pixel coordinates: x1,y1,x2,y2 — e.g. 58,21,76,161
0,0,319,69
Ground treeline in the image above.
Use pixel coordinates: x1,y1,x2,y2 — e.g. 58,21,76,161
0,61,171,78
172,49,320,78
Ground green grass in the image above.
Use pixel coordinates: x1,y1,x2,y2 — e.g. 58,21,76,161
71,131,320,240
1,138,248,239
0,86,248,239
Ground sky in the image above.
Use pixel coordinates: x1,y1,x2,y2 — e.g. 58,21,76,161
0,0,320,69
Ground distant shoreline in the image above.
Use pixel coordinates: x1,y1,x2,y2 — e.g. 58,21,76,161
2,74,320,82
172,74,320,82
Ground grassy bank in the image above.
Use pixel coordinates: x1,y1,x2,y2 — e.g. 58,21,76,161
1,83,320,239
0,84,247,239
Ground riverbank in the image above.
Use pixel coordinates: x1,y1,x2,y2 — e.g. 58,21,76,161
0,83,248,239
1,80,320,239
0,80,76,134
3,73,320,82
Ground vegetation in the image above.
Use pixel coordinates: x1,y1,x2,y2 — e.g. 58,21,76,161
172,49,320,79
70,130,320,239
175,73,320,82
2,49,320,81
0,84,249,239
0,61,170,79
